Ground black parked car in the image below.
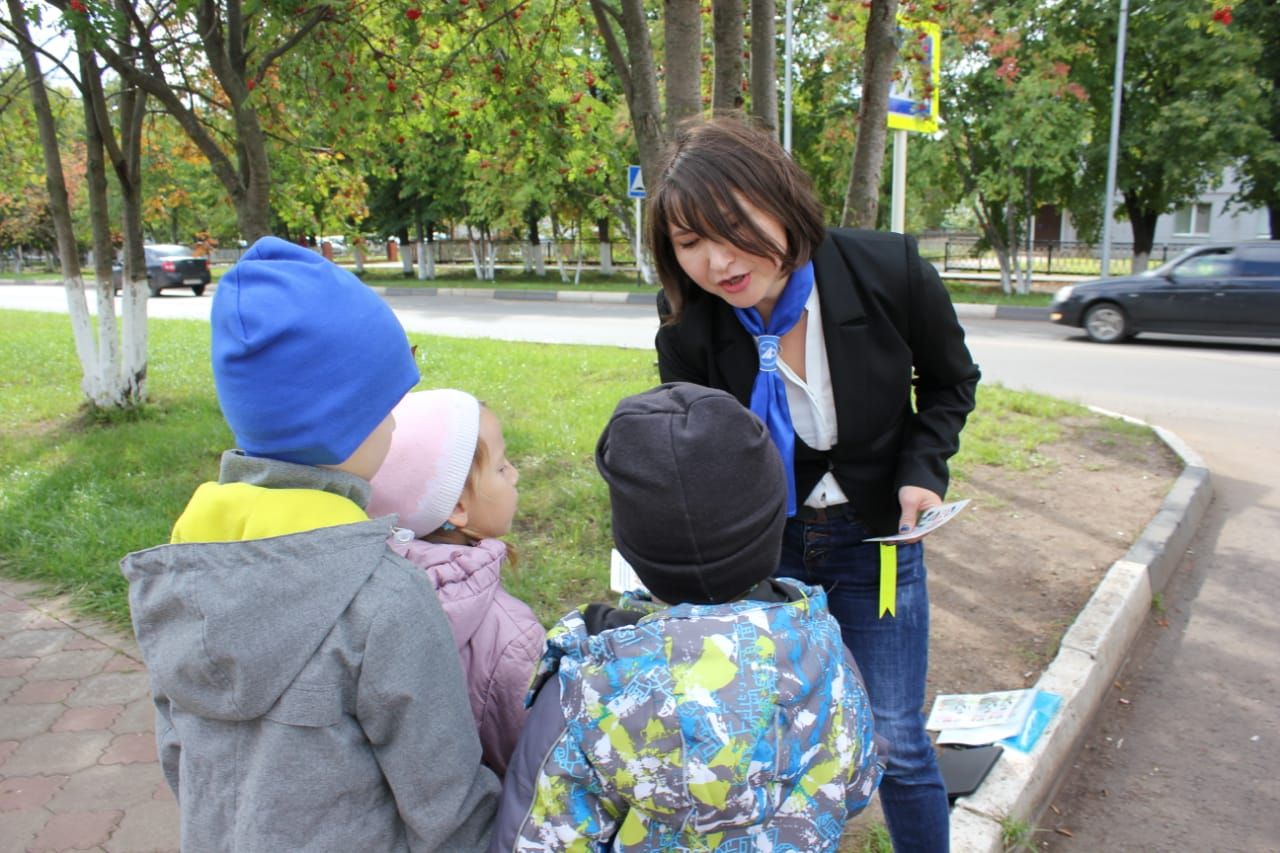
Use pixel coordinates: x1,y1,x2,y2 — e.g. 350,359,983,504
1049,241,1280,343
143,244,211,296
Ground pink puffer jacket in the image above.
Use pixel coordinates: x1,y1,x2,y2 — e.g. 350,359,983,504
389,536,545,777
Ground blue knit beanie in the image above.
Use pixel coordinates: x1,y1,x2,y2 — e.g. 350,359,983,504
211,236,420,466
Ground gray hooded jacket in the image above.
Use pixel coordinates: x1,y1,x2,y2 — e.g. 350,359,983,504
121,451,498,851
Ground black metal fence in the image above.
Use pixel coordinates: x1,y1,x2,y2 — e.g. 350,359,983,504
937,237,1180,277
206,239,645,269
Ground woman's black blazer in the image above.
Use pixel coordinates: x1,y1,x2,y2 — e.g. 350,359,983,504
655,228,981,536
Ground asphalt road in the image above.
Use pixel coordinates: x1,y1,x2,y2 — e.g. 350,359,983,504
2,285,1278,847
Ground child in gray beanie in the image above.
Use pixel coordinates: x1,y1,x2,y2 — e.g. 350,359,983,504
490,382,881,853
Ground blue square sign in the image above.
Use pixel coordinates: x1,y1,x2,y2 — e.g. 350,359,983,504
627,165,646,199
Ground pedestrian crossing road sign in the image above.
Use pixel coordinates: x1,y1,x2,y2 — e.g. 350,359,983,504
627,165,646,198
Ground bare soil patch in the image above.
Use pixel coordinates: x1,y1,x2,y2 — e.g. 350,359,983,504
841,415,1183,850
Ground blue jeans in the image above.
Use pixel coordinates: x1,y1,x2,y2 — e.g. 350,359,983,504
778,516,950,853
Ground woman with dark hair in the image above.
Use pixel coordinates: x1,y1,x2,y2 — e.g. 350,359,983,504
651,114,980,852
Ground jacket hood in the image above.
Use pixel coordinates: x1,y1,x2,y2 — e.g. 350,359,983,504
537,582,860,835
388,536,505,648
120,451,400,721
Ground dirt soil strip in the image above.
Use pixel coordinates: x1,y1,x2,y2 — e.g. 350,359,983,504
840,409,1202,851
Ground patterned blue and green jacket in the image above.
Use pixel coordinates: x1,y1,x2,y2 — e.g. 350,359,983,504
488,579,881,852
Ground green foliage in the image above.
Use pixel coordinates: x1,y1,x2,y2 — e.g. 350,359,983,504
1227,0,1280,224
0,69,85,252
1058,0,1269,251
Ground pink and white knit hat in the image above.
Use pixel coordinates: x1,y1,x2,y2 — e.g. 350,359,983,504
367,389,480,537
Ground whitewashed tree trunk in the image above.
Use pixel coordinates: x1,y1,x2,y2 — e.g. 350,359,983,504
13,1,146,410
400,240,414,277
573,245,585,286
468,225,485,280
599,241,613,275
417,241,429,281
353,245,365,274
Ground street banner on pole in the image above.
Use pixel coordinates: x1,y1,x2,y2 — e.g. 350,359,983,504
887,17,941,134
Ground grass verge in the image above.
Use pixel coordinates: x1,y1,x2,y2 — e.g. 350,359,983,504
1,308,1114,632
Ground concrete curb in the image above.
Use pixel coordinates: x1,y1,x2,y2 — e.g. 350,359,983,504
2,278,1048,316
948,411,1212,851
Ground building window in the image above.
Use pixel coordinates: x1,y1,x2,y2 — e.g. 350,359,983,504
1172,203,1212,236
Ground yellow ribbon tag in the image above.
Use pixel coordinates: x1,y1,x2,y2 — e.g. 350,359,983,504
879,543,897,618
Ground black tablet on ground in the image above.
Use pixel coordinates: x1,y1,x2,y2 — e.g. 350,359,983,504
937,744,1003,803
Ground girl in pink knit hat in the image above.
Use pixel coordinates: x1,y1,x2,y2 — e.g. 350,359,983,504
367,389,545,777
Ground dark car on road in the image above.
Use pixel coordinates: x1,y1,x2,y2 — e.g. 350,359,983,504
1049,241,1280,343
144,243,211,296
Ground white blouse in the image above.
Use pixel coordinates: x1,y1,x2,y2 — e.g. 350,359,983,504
776,285,850,509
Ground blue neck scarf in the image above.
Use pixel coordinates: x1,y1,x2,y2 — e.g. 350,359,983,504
733,261,814,517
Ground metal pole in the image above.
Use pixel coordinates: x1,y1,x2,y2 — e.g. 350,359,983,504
1099,0,1129,280
783,0,794,153
634,196,642,284
891,129,907,233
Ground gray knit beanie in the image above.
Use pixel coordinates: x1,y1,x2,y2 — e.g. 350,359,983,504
594,383,787,605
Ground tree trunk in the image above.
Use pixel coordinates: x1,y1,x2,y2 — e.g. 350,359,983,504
93,9,150,403
712,0,744,114
973,197,1012,295
1269,203,1278,240
526,206,545,277
1123,194,1159,273
416,220,430,281
399,227,414,277
424,224,437,279
78,38,128,408
597,218,614,275
749,0,778,134
588,0,666,186
841,0,899,229
665,0,703,128
8,0,103,404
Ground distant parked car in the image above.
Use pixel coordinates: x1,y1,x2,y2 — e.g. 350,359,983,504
144,244,211,296
1049,241,1280,343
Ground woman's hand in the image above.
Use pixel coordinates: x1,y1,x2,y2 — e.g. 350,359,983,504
896,485,943,544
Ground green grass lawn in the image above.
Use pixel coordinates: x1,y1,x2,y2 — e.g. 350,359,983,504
0,308,1099,632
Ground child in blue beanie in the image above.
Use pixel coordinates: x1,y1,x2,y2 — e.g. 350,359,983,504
120,237,499,851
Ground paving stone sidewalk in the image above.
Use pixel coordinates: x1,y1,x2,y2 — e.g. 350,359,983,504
0,579,177,853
